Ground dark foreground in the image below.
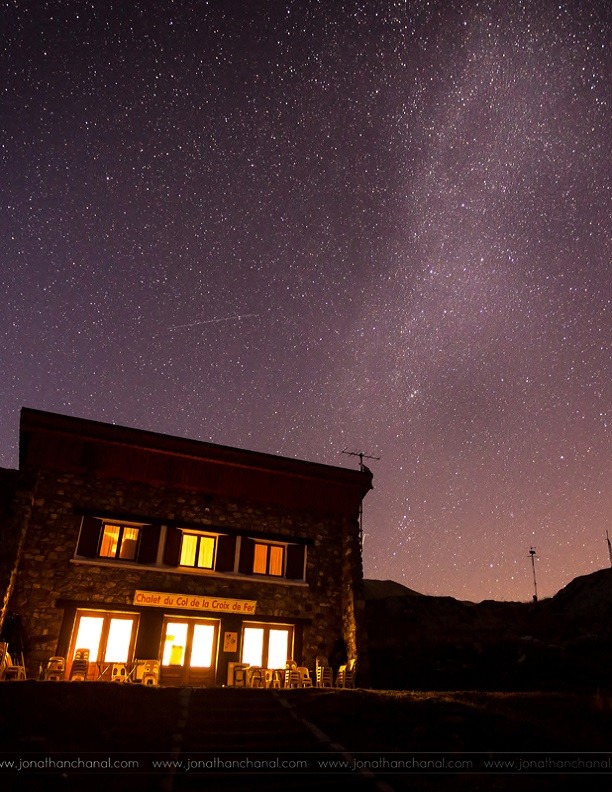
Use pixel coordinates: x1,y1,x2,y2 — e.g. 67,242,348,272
1,683,611,791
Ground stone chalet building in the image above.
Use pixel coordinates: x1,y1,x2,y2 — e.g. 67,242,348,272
0,408,372,686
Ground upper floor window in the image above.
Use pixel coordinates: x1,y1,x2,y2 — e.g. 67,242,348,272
179,533,217,569
253,542,284,576
238,538,305,580
76,516,158,564
75,516,305,581
99,523,140,560
163,527,236,573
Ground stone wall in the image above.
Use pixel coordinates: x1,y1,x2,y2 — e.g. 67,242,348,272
8,469,358,675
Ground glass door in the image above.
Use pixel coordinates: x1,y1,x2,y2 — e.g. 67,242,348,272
161,618,219,685
241,624,293,671
69,610,138,679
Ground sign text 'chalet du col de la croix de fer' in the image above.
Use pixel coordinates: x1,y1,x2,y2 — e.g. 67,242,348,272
133,590,256,614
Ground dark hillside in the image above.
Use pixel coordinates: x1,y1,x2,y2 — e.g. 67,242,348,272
364,569,612,691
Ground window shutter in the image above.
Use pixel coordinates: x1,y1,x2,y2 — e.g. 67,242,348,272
285,544,306,580
76,516,102,558
215,534,236,572
238,537,255,574
137,524,160,564
163,526,183,566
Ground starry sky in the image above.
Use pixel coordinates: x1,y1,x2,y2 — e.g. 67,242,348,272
1,0,610,603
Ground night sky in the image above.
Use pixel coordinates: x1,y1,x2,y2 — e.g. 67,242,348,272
1,1,610,603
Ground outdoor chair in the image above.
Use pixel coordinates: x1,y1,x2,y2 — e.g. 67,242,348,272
270,669,284,688
336,658,357,688
111,662,129,682
140,660,160,686
3,650,26,681
284,661,301,688
231,663,249,687
248,667,266,688
69,648,90,681
297,666,313,687
315,656,333,688
43,656,65,681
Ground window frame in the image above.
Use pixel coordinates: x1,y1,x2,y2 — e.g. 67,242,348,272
240,622,294,669
98,520,142,561
68,609,139,668
252,541,285,577
178,530,218,570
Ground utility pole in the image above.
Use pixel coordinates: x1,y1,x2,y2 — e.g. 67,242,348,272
341,449,380,547
529,547,538,602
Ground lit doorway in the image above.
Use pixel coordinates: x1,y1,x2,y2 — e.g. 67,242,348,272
241,624,293,670
161,617,219,686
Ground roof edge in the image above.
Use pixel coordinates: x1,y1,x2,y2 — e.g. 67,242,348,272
19,407,373,490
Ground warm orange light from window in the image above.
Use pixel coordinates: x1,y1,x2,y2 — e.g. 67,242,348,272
190,624,215,667
197,536,215,568
180,534,215,568
242,627,264,666
269,545,284,576
119,527,139,560
104,618,135,662
268,628,291,668
163,623,187,666
180,534,198,565
253,544,268,574
99,525,120,557
73,616,104,659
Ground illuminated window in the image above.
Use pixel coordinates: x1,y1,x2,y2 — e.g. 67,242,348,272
69,610,138,666
99,523,140,560
241,624,293,668
179,533,216,569
252,542,284,576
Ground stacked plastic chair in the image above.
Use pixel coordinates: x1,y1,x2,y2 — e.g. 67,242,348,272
335,658,357,688
315,656,333,688
43,656,65,681
284,660,301,688
248,667,266,688
2,646,26,681
297,666,313,687
69,648,90,681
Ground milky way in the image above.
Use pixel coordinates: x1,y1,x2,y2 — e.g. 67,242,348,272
1,0,610,601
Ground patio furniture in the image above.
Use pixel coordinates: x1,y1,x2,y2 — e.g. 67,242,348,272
315,656,333,688
140,660,160,686
69,648,90,681
297,666,313,687
3,651,26,681
336,658,357,688
284,661,301,688
43,656,65,681
270,669,284,688
248,667,266,688
111,662,129,682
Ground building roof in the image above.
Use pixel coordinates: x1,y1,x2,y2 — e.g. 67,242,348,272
19,407,373,513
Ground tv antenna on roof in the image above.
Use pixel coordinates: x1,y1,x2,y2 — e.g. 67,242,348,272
529,547,538,603
341,448,380,472
341,449,380,548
